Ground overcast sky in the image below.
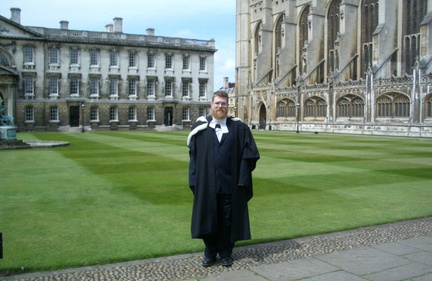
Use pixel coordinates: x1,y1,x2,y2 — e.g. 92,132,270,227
0,0,236,91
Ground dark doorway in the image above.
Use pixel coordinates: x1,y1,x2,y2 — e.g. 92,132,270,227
259,104,267,129
70,106,80,127
164,107,173,126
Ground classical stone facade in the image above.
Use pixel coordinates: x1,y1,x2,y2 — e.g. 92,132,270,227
236,0,432,137
0,8,215,132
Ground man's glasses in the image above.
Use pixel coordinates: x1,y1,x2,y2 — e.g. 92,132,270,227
213,102,228,108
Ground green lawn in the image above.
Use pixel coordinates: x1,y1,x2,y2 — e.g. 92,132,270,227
1,131,432,274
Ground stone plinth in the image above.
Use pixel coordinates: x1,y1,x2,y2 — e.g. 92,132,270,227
0,126,17,141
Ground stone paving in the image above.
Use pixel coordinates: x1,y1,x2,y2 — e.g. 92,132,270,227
1,217,431,281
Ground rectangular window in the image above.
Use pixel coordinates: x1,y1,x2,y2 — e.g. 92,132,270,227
49,77,58,95
25,106,34,122
199,57,206,71
110,79,118,97
199,81,207,97
165,54,172,69
129,79,137,96
24,76,34,95
182,107,190,120
129,52,137,67
49,48,59,64
90,106,99,121
165,81,172,96
110,51,118,66
183,56,189,69
23,47,34,63
90,78,99,97
90,50,99,66
110,106,118,121
199,108,206,117
70,49,79,65
128,107,137,120
49,106,59,121
147,53,155,68
182,81,190,97
70,77,79,96
147,107,155,120
147,80,155,96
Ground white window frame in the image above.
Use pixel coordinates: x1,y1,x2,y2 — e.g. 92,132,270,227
147,80,155,97
49,106,59,121
90,78,99,97
70,49,79,65
182,107,190,121
165,80,173,96
25,106,34,122
128,106,137,121
147,107,155,121
90,106,99,121
70,77,79,97
24,76,34,98
109,79,119,98
49,77,59,97
90,50,99,66
128,79,137,97
49,48,59,65
109,106,118,121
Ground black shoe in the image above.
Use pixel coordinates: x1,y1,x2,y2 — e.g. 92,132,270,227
220,257,233,267
202,257,216,267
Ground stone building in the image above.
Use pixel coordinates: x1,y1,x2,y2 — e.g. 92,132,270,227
236,0,432,137
0,8,215,132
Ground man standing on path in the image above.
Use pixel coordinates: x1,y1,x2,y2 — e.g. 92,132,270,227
187,91,260,267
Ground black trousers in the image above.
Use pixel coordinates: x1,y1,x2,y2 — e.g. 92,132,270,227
203,193,235,259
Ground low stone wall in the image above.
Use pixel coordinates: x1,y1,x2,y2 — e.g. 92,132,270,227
270,122,432,137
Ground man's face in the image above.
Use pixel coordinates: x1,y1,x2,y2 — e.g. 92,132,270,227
211,95,228,120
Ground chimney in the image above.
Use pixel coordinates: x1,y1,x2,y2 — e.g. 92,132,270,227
223,77,229,89
105,24,113,33
113,17,123,33
10,8,21,24
60,20,69,30
146,28,155,36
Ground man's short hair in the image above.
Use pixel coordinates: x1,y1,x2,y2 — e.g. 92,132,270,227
212,91,228,102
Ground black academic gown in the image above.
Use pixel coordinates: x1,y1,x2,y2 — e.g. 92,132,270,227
188,115,260,242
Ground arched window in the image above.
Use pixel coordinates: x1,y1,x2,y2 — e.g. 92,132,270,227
275,14,285,78
361,0,379,77
337,95,365,118
276,99,296,118
403,0,427,74
255,22,263,56
299,5,310,75
304,97,327,118
327,0,342,73
426,94,432,118
376,93,410,118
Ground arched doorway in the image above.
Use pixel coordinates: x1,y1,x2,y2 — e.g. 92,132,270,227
259,104,266,129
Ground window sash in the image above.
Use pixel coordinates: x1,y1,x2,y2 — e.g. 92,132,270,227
147,107,155,120
147,80,155,96
49,49,59,64
25,106,34,121
90,78,99,96
90,50,99,66
70,78,79,95
49,77,58,95
110,79,118,96
70,49,79,65
24,47,34,63
49,106,59,121
24,76,34,94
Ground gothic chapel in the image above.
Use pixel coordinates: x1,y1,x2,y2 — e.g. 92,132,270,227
235,0,432,136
